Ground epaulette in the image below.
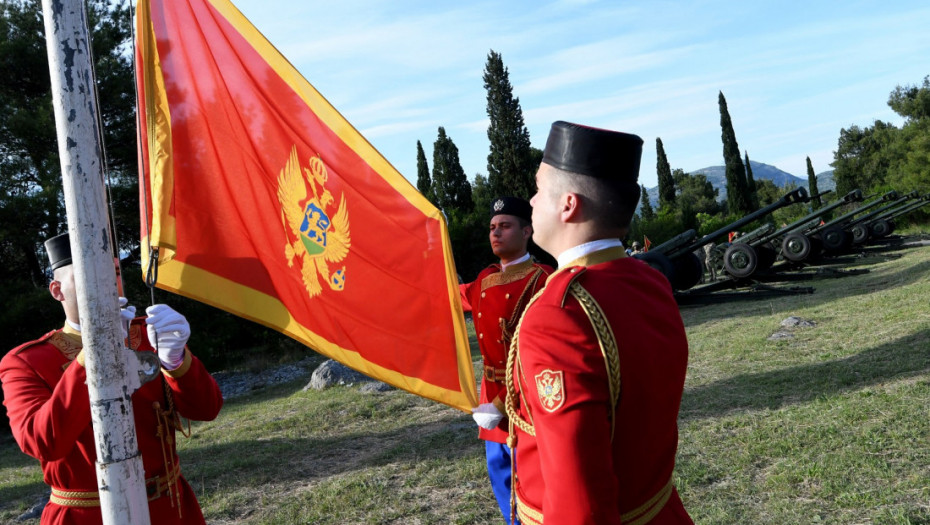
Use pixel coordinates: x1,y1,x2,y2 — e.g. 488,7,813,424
12,330,60,356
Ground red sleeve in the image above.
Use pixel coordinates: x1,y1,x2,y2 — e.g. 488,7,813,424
519,302,621,524
0,353,92,461
459,281,475,312
162,350,223,422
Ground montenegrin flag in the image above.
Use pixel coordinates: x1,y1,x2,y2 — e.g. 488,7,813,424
135,0,478,411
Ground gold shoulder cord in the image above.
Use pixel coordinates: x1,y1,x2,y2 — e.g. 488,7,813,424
568,281,622,441
500,268,545,349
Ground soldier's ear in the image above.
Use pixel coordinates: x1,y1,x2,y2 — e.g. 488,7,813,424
49,280,65,302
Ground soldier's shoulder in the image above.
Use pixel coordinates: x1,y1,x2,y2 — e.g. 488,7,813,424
534,267,587,308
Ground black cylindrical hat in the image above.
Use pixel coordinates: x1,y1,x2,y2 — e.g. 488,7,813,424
44,233,72,271
542,121,643,182
490,196,532,222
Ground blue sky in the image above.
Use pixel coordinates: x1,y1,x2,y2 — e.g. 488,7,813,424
231,0,930,189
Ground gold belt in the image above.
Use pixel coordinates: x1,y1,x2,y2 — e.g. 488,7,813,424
514,477,674,525
50,464,181,508
483,364,507,383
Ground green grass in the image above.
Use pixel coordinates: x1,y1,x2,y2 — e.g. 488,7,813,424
2,235,930,524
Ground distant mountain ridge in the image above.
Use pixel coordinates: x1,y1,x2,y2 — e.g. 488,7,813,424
642,161,834,207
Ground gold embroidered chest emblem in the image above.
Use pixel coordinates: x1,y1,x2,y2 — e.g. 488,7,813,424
535,369,565,412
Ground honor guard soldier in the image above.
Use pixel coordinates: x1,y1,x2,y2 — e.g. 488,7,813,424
0,233,224,524
505,122,693,524
460,196,553,524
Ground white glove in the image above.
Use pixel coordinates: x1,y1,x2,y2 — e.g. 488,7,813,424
472,403,504,430
118,297,136,342
146,304,190,370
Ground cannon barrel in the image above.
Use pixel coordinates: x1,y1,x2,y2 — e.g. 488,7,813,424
808,190,898,235
666,186,809,259
843,191,918,230
807,189,834,202
867,193,929,223
750,189,863,247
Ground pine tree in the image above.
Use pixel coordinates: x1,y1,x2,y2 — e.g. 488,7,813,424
806,156,822,210
415,140,433,203
483,50,535,199
744,151,759,210
639,184,655,220
718,92,752,215
656,137,676,209
430,127,473,212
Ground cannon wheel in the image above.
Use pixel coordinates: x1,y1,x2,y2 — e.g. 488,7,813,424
755,242,778,271
634,251,675,286
851,223,870,244
821,227,851,252
781,233,812,262
723,242,758,279
870,219,893,238
670,252,704,291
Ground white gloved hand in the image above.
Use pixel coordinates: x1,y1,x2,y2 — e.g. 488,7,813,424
145,304,190,370
118,297,136,342
472,403,504,430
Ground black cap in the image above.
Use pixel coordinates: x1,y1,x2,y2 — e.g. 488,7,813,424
44,233,72,271
542,121,643,183
490,196,532,222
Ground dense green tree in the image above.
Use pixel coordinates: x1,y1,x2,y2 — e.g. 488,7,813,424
806,156,822,210
638,184,655,220
744,151,759,210
415,140,433,202
430,127,473,212
673,169,720,217
718,92,752,215
483,50,535,200
887,75,930,122
832,120,897,194
656,137,676,209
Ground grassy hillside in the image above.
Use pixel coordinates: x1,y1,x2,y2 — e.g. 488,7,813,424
2,234,929,524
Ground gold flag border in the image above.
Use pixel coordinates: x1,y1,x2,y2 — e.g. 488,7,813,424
136,0,477,412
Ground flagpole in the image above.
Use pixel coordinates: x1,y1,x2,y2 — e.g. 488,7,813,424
40,1,157,523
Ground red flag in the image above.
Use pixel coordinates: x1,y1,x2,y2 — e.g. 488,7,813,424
135,0,477,411
643,236,652,252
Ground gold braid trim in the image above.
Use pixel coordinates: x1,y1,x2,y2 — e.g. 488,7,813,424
568,281,622,442
515,492,545,525
504,286,547,440
500,268,545,349
621,477,675,525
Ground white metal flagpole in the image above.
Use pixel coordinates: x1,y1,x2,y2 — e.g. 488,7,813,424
40,0,158,523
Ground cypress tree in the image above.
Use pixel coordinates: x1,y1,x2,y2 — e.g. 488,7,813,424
744,151,759,210
639,184,655,220
430,127,473,212
656,137,676,209
483,50,535,199
806,156,822,210
718,92,752,215
415,140,434,203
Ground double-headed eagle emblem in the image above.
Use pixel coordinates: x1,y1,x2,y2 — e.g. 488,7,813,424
277,146,350,299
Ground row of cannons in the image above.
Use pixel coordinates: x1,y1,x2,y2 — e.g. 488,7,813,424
634,186,930,298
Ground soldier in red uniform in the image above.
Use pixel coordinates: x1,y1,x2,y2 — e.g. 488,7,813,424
0,233,224,524
460,196,552,524
505,122,693,524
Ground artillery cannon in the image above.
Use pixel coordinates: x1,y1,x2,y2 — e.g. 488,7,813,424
841,191,918,245
763,189,864,262
801,190,899,253
855,192,929,240
636,186,809,290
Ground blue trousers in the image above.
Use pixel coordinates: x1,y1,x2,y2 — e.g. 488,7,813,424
486,441,519,525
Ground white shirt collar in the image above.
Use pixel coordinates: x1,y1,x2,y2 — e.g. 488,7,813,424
501,252,531,271
557,239,624,268
66,319,81,333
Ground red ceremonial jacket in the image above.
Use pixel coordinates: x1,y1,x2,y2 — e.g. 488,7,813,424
461,259,551,443
0,319,224,525
507,246,692,525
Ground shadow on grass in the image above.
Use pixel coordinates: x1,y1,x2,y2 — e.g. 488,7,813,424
179,411,481,491
680,329,930,421
680,249,930,326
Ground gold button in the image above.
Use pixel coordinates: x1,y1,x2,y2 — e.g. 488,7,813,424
478,312,483,318
481,292,486,298
505,293,511,299
499,317,505,323
479,333,484,339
